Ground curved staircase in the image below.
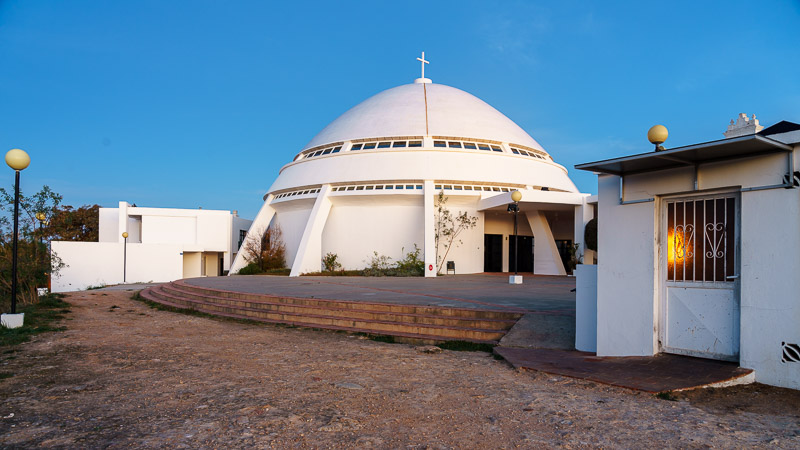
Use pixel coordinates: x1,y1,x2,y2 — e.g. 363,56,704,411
140,280,523,345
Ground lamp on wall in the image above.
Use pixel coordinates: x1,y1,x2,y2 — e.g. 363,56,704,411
508,190,523,284
122,232,129,283
648,125,669,152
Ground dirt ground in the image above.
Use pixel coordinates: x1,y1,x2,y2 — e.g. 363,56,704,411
1,290,799,449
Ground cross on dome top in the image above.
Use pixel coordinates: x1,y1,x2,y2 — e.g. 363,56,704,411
414,51,432,84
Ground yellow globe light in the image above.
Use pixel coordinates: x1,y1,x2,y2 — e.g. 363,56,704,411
35,212,46,222
511,190,522,202
5,148,30,171
122,232,129,239
647,125,668,145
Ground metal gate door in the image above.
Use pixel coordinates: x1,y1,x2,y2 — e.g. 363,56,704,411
662,194,740,361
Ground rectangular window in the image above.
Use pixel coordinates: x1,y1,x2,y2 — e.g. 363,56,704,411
395,185,404,189
667,197,735,283
363,143,376,149
491,146,503,152
351,144,363,151
478,144,491,151
463,142,477,149
464,186,473,190
454,186,462,190
448,141,462,148
415,185,422,189
434,141,446,147
313,151,322,157
408,140,422,147
378,142,391,148
332,146,342,153
385,185,394,189
322,149,332,155
511,149,520,154
376,185,384,190
392,141,406,148
365,186,374,190
346,186,355,191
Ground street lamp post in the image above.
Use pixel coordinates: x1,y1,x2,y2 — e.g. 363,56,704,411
4,149,31,323
122,232,129,283
35,212,45,264
508,190,523,285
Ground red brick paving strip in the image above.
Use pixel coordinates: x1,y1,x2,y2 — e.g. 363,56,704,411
494,348,754,393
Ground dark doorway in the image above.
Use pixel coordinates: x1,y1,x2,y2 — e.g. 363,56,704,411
508,235,534,273
555,240,573,274
484,234,503,272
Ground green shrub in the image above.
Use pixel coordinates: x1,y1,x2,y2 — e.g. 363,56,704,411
584,218,598,252
394,245,424,276
363,252,393,277
237,262,263,275
322,252,342,272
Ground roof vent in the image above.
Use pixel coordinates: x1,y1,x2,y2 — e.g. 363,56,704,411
724,113,764,138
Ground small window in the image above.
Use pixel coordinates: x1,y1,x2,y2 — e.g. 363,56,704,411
314,151,323,156
408,140,422,147
434,141,446,148
385,185,394,190
415,185,422,189
444,185,453,190
492,187,500,192
332,146,342,153
366,186,374,190
322,149,332,155
464,186,473,190
392,141,406,148
346,186,355,191
435,185,442,189
541,187,550,191
376,185,384,190
478,144,490,151
363,142,376,149
406,185,414,189
463,142,477,149
378,142,391,148
511,149,520,154
351,144,363,151
491,146,503,152
454,186,462,190
356,186,364,190
448,141,462,148
395,185,404,189
501,188,509,192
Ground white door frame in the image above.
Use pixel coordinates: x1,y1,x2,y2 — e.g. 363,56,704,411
657,190,741,361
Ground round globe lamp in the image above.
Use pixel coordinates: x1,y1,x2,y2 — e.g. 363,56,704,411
2,148,31,326
511,190,522,203
648,125,668,151
508,190,523,285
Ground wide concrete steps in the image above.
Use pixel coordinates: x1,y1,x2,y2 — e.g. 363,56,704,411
140,280,523,345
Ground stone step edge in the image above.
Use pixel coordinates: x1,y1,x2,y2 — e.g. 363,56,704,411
140,289,499,345
160,284,518,328
148,286,509,336
174,279,526,319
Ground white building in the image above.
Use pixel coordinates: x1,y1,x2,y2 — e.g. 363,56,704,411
231,68,593,277
51,202,252,292
576,117,800,390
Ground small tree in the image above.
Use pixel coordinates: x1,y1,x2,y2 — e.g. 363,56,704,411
241,225,286,272
434,191,478,274
322,252,342,272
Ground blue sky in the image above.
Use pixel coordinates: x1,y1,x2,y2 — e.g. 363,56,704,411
1,1,798,219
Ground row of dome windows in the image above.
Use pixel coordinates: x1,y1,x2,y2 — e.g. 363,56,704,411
273,188,322,199
296,139,553,161
433,140,503,152
510,147,549,160
351,140,423,151
332,184,424,192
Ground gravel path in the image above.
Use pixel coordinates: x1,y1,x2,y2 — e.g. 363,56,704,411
0,290,798,448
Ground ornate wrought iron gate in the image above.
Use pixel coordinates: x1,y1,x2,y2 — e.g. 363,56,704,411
662,193,740,361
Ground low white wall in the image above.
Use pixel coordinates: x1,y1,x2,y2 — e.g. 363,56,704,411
596,174,658,357
740,187,800,389
575,264,598,352
51,241,184,292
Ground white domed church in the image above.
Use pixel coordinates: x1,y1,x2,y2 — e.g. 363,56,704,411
231,58,594,277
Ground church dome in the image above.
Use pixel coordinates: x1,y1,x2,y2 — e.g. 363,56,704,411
302,83,545,152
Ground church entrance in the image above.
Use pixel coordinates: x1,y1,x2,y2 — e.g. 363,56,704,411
508,235,533,273
483,234,503,272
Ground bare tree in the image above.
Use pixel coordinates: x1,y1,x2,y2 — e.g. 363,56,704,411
434,191,478,274
241,225,286,271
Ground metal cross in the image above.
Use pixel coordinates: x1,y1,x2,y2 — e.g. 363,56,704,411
416,51,429,79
